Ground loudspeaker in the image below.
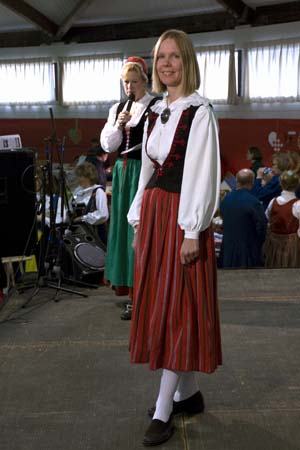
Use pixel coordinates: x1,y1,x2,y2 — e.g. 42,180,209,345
61,223,106,284
0,149,36,257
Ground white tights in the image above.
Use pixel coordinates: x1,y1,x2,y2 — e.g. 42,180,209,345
153,369,199,422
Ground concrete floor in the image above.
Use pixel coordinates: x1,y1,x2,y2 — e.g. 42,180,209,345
0,269,300,450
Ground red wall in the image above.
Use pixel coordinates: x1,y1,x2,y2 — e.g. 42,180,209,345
1,118,300,173
219,118,300,176
0,118,107,164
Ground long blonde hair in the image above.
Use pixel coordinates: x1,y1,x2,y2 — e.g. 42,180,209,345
152,29,200,96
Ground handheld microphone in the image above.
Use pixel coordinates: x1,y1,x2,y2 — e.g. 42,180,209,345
126,93,135,112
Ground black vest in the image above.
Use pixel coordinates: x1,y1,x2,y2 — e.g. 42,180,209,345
115,97,160,160
145,105,201,193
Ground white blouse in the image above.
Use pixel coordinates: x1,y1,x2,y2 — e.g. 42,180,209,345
127,92,221,239
100,92,155,153
265,190,300,237
72,184,109,225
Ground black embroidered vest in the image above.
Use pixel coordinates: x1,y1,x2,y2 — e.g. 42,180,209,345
145,105,201,193
115,97,160,160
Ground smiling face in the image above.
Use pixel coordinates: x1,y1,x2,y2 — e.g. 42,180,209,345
156,38,183,92
121,69,146,101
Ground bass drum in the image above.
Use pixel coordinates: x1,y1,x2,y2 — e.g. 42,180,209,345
61,223,106,284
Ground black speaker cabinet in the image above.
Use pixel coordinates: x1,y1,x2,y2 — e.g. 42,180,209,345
61,223,106,284
0,149,37,257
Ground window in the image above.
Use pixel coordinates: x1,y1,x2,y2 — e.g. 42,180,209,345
0,59,55,105
244,39,300,103
196,44,236,104
61,54,123,105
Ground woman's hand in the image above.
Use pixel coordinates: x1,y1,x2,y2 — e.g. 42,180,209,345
180,238,200,265
117,111,131,129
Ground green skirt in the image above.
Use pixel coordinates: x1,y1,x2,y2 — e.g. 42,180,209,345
105,157,141,288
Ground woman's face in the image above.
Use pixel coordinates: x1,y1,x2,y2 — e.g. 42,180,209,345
156,38,183,89
122,70,146,101
271,159,280,175
246,150,252,161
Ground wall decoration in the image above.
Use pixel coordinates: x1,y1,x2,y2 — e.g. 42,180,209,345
68,119,82,144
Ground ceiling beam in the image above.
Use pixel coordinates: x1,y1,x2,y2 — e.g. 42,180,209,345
254,1,300,26
0,30,52,47
64,12,236,43
0,0,58,35
215,0,255,22
55,0,94,40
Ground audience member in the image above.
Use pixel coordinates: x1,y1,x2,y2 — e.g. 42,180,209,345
86,145,109,189
88,137,101,155
220,169,267,268
246,146,264,176
261,167,273,187
36,171,68,227
264,170,300,268
287,151,300,198
251,151,291,210
72,162,109,244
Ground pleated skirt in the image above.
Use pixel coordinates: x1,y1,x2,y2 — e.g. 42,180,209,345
130,188,222,373
105,157,141,288
264,231,300,268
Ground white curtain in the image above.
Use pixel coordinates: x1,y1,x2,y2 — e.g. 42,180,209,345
0,59,55,104
61,54,123,105
196,44,236,104
244,38,300,103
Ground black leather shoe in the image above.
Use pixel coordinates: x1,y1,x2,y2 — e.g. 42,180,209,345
120,304,132,320
142,418,174,446
147,390,205,418
116,300,130,309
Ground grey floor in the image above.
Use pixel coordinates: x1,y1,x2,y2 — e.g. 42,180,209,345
0,269,300,450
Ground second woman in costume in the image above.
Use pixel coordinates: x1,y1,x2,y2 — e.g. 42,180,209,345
100,56,159,319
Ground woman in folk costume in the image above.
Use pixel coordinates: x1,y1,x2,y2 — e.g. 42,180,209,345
264,170,300,268
100,56,159,319
127,30,222,446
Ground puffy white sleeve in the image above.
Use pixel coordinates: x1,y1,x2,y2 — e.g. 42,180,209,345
127,120,155,228
265,198,275,221
293,200,300,238
292,200,300,219
100,103,123,153
83,189,109,225
178,104,221,239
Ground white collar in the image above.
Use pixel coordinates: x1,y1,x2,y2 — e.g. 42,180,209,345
280,190,296,200
76,184,100,195
151,92,210,114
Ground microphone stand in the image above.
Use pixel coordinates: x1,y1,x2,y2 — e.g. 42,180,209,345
23,109,87,307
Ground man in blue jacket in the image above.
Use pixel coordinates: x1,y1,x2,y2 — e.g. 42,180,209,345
220,169,267,268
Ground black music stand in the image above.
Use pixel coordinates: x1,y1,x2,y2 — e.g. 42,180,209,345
23,108,88,306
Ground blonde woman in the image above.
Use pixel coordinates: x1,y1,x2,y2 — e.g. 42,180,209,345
128,30,222,445
100,57,160,318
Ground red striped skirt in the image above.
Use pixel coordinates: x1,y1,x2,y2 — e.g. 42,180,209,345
130,188,222,373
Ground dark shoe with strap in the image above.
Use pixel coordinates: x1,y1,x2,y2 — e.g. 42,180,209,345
116,300,130,309
147,390,205,418
142,418,174,446
120,303,132,320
